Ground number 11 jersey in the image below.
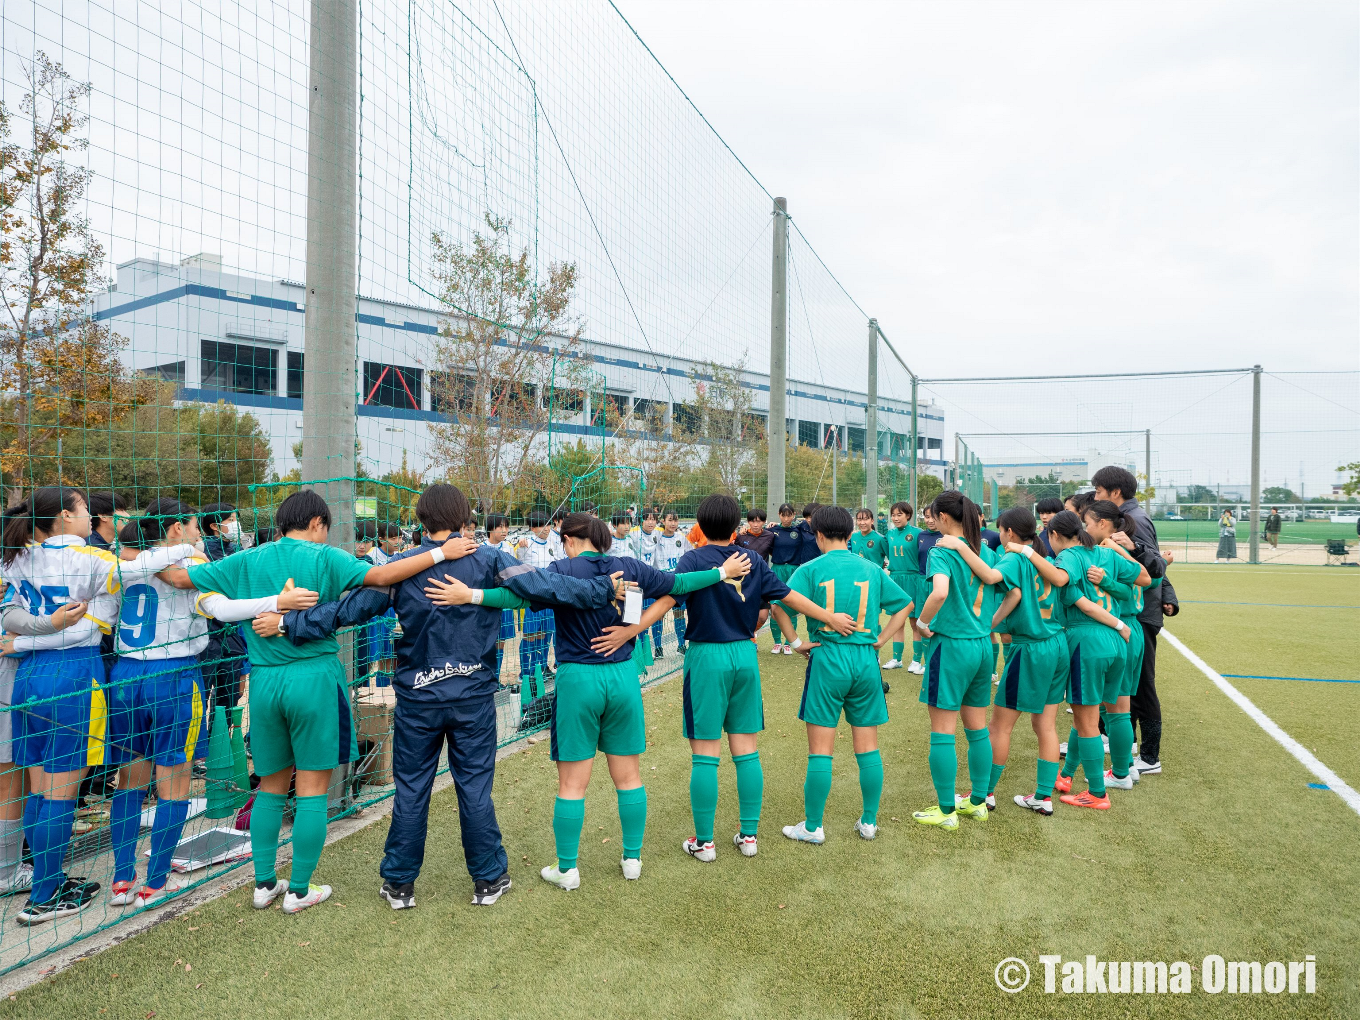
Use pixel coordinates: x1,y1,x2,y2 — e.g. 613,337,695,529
786,549,912,645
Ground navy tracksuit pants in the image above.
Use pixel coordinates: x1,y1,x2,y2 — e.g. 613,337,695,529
380,693,507,884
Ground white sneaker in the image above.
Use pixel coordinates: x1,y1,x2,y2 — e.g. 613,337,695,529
1013,793,1054,815
732,833,758,857
282,883,332,914
1103,769,1134,791
682,836,716,862
854,819,877,840
1134,757,1161,775
540,865,580,890
882,659,902,671
133,877,189,909
1059,741,1068,758
252,878,289,909
1129,762,1141,784
781,645,793,655
1,863,33,898
769,645,784,656
781,820,825,844
908,660,924,674
620,857,642,880
1102,735,1110,753
109,879,138,906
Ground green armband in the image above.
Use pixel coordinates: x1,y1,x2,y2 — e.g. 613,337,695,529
668,567,723,595
479,587,530,610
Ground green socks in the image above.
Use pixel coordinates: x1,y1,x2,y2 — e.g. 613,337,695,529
289,795,328,890
250,791,287,883
732,751,763,836
1060,726,1080,777
855,750,883,826
553,796,585,870
891,641,904,663
689,755,720,844
965,727,992,804
616,787,647,860
987,762,1005,796
1106,711,1134,778
803,755,834,830
928,732,957,813
1035,758,1060,799
1078,736,1107,796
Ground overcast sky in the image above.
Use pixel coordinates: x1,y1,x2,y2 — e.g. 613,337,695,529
616,0,1359,379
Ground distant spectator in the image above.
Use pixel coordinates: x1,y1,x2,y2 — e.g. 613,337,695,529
1216,509,1237,562
1265,508,1282,549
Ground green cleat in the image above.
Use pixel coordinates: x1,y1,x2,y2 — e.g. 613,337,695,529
954,795,990,821
912,805,959,831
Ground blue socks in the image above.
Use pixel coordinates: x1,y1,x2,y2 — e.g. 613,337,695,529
146,799,190,889
30,798,77,902
110,788,147,883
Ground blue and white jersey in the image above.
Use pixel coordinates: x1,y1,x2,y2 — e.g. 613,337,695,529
634,528,659,567
517,533,556,570
652,531,692,572
611,531,639,559
547,529,565,561
365,546,391,567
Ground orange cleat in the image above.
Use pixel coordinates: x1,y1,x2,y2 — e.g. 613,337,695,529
1059,791,1111,810
1053,774,1073,794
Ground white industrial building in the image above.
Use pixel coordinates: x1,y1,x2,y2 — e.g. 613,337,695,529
92,256,948,481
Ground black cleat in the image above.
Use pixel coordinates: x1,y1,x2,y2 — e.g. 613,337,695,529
16,876,99,925
379,880,415,910
471,873,512,906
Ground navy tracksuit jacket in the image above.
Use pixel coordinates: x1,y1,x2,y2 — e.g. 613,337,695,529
277,540,614,883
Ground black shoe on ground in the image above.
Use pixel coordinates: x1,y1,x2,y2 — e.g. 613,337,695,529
379,880,415,910
472,873,512,906
16,876,99,926
881,681,891,695
653,648,665,661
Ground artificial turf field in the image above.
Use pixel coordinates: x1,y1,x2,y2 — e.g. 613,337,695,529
5,565,1357,1019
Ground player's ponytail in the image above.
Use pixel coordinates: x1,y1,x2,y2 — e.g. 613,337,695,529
1081,499,1127,537
929,490,981,553
997,507,1044,554
121,497,196,550
2,487,84,565
560,511,613,553
1048,510,1094,549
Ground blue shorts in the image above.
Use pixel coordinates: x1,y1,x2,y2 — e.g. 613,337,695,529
499,608,518,641
106,656,206,767
522,607,555,637
14,646,107,773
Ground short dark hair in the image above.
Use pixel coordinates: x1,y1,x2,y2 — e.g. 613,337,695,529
200,502,236,536
86,491,127,528
1067,491,1095,513
416,483,472,535
610,513,632,527
662,509,679,522
275,490,331,534
890,501,913,519
551,509,566,523
560,511,612,552
356,520,378,541
1091,466,1138,502
642,510,658,522
778,503,795,515
746,508,767,522
377,521,402,539
855,508,873,519
801,502,820,518
810,504,854,541
120,497,196,550
527,511,549,528
485,513,509,532
696,494,741,541
1034,497,1065,515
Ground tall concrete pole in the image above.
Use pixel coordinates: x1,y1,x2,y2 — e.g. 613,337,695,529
1249,365,1262,563
301,0,359,551
865,318,879,513
766,198,789,519
1145,428,1151,494
910,375,919,507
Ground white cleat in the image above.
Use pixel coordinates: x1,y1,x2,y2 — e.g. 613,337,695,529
732,833,758,857
882,659,902,671
252,878,289,910
620,857,642,881
540,865,581,890
1102,735,1111,753
1059,741,1068,758
854,819,877,840
1134,757,1161,775
781,820,825,845
907,660,925,675
1103,769,1134,791
1129,761,1141,784
282,883,332,915
769,645,785,655
781,645,793,655
109,880,138,907
0,863,33,898
1013,793,1054,815
133,877,189,909
682,837,717,863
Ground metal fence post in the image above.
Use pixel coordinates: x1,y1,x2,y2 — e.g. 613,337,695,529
1250,365,1262,563
866,318,879,514
767,198,789,519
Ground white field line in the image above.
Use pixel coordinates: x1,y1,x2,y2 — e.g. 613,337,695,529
1162,629,1360,818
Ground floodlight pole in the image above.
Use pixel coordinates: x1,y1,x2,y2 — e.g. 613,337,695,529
767,197,789,519
1249,365,1262,563
301,0,359,551
866,318,879,513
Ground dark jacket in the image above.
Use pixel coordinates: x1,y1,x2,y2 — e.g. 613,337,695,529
1118,499,1167,628
736,529,775,563
794,520,821,565
1160,577,1180,618
769,524,802,566
277,540,614,702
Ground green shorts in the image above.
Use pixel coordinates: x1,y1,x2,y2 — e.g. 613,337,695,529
1120,616,1144,698
798,642,888,729
682,641,764,739
1066,626,1127,706
248,657,357,776
889,572,919,617
995,633,1069,714
550,660,646,762
920,635,994,711
911,574,933,616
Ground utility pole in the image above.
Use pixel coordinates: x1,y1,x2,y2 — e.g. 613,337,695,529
301,0,359,551
910,375,919,507
1145,428,1151,494
953,434,960,490
830,426,838,506
1249,365,1262,563
865,318,879,514
766,198,789,521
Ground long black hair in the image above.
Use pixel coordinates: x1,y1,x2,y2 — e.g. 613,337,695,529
997,507,1045,555
929,491,981,553
2,487,85,566
119,498,197,550
560,511,613,553
1047,510,1094,549
1081,499,1128,537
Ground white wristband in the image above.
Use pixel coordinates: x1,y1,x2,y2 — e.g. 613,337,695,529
1019,545,1034,559
470,589,484,606
790,638,804,650
429,546,446,565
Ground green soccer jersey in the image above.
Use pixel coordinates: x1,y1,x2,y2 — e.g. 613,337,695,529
1056,545,1140,623
885,524,922,575
787,549,911,645
924,543,993,640
848,529,887,568
1100,551,1145,618
994,551,1065,641
187,537,373,665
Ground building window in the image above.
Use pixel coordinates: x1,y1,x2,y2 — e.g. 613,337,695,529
741,411,767,442
632,398,667,433
141,361,186,387
848,426,865,454
287,352,304,400
201,340,277,396
545,387,584,414
363,362,423,410
798,420,821,448
430,371,475,416
672,402,700,434
927,437,942,451
602,393,629,424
